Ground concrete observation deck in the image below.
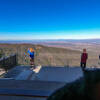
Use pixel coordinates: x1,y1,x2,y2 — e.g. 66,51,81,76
0,66,83,100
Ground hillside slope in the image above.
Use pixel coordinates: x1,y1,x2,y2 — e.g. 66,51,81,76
0,44,99,67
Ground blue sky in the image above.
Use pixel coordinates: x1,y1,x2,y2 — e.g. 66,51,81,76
0,0,100,40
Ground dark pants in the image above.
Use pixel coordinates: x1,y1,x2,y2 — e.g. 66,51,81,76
30,58,34,66
80,62,86,70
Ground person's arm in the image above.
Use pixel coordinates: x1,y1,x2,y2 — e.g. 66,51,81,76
27,49,31,54
27,49,31,58
81,53,83,59
86,53,88,60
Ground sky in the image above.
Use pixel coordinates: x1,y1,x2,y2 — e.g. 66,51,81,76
0,0,100,40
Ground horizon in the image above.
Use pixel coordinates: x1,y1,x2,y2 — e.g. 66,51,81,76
0,0,100,40
1,38,100,41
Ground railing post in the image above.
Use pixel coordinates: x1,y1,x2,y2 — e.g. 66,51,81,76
14,54,17,65
3,57,5,67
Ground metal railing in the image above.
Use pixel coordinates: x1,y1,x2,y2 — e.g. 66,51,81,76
0,54,17,71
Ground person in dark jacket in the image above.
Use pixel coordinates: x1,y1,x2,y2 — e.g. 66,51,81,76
99,55,100,60
80,49,88,70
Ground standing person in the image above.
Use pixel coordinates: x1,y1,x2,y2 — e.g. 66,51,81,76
98,54,100,65
80,49,88,70
28,48,35,69
99,55,100,60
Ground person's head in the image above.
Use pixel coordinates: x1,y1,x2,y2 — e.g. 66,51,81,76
30,48,34,52
83,48,86,53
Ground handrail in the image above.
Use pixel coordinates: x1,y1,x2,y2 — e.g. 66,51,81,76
0,54,17,70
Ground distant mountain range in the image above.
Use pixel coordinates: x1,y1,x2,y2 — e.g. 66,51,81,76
1,39,100,44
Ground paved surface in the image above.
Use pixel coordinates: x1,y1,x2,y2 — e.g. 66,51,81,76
0,96,46,100
15,70,33,80
0,88,51,97
0,66,83,100
4,66,30,78
2,66,83,83
31,66,83,83
0,80,65,91
0,80,65,100
3,66,33,79
3,66,41,80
